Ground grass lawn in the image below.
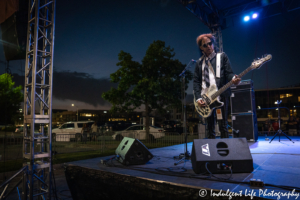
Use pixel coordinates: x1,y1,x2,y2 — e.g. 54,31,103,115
0,134,199,173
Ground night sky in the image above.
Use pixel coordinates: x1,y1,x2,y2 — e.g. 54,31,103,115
1,0,300,111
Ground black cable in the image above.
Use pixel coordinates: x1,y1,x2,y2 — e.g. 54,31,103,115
155,167,187,173
100,156,116,167
205,162,233,181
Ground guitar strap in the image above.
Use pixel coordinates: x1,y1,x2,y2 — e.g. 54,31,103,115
216,53,222,78
216,52,223,120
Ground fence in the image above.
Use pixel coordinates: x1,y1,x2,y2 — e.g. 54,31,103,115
0,130,299,162
51,131,198,154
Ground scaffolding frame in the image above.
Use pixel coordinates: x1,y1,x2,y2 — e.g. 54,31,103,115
22,0,56,199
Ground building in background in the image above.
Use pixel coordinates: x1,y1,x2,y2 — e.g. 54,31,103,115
255,87,300,119
51,109,143,126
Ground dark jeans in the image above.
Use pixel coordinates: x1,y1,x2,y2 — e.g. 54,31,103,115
206,95,229,138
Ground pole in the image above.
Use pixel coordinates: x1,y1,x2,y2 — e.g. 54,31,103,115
174,59,196,165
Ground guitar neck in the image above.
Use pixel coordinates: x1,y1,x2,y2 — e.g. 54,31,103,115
211,66,253,100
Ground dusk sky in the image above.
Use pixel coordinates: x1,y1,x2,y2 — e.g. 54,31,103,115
1,0,300,111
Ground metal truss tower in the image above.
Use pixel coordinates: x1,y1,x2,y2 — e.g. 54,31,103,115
23,0,56,199
177,0,224,52
212,26,223,53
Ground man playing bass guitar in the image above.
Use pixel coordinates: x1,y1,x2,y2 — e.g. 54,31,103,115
193,33,241,139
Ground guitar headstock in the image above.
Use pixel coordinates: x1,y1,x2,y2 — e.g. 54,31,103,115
251,54,272,70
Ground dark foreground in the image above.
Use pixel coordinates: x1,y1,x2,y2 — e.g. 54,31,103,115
1,136,300,200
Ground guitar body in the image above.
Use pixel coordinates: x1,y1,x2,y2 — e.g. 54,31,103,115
194,84,224,118
193,54,272,118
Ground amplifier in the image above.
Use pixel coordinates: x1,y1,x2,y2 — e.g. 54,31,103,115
230,79,253,91
232,114,258,141
231,89,256,114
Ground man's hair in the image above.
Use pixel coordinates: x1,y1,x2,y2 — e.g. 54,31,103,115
196,33,218,56
196,33,215,47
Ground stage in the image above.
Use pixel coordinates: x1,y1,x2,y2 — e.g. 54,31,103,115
64,136,300,200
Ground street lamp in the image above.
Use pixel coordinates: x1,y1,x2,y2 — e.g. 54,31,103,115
72,104,78,121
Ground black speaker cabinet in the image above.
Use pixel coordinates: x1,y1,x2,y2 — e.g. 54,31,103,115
115,137,153,165
191,138,253,174
230,89,256,114
230,79,253,91
232,114,258,141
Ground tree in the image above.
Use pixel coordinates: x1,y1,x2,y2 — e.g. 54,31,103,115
0,73,23,124
102,40,192,140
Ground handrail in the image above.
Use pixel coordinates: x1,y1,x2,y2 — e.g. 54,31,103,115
0,166,27,189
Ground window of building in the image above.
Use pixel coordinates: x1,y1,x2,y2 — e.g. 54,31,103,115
108,118,126,121
298,96,300,102
280,94,293,98
81,113,93,117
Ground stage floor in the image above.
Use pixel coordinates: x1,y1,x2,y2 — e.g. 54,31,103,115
67,136,300,199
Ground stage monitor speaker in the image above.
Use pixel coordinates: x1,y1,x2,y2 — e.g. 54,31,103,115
232,114,258,142
115,137,153,165
231,89,256,114
191,138,253,174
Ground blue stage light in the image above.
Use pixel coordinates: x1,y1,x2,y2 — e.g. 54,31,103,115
244,16,250,22
252,13,258,19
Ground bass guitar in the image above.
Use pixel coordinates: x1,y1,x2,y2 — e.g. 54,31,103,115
194,54,272,118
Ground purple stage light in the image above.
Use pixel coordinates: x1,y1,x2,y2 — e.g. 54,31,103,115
252,13,258,19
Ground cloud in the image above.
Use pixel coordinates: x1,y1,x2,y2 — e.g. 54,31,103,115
53,70,117,107
11,71,117,108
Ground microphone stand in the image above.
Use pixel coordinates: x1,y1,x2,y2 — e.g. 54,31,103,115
174,59,196,166
269,100,294,143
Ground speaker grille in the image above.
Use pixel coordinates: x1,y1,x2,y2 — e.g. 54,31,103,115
231,90,256,114
232,114,258,141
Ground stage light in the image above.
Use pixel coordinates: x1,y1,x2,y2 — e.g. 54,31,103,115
244,16,250,22
252,13,258,19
